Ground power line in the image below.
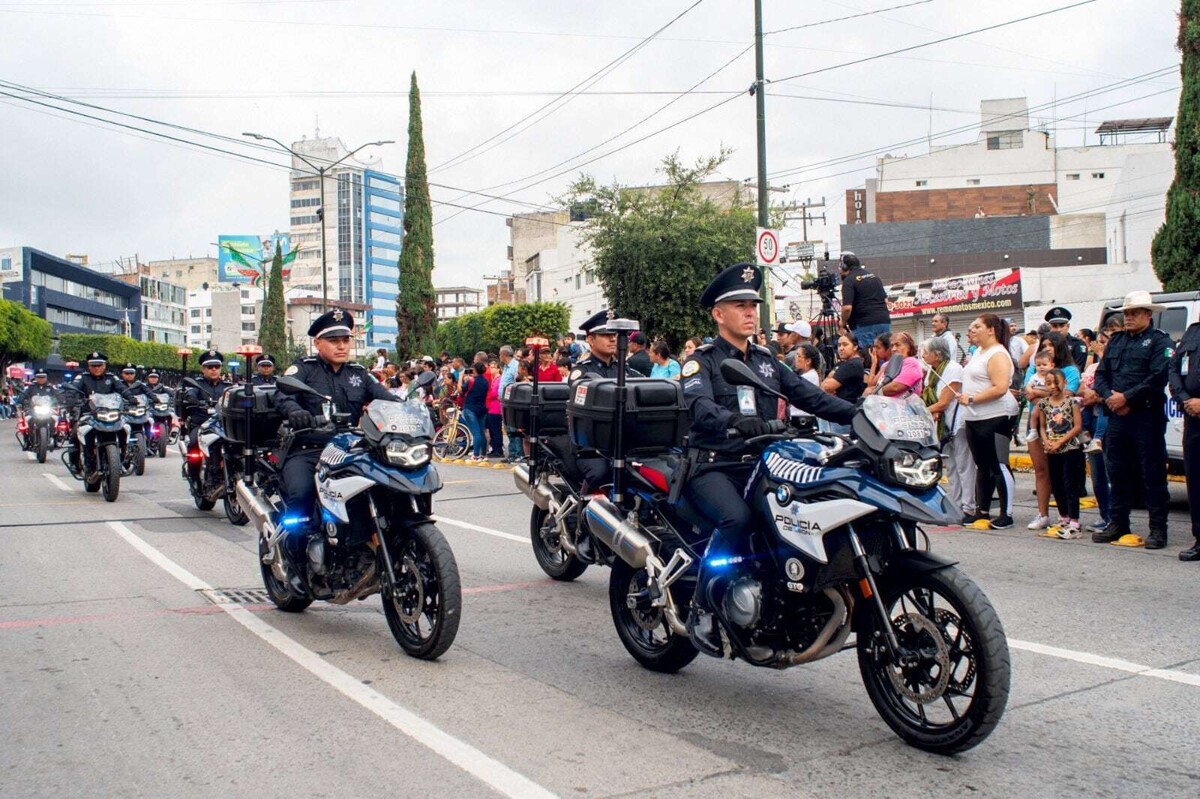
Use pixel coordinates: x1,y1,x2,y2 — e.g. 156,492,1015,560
765,0,933,35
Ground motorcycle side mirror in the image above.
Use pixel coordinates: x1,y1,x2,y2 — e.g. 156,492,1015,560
719,358,788,403
182,377,204,391
276,375,329,401
882,353,905,384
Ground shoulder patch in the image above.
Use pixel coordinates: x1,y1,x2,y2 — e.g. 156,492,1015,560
284,365,300,376
681,359,701,377
569,368,583,381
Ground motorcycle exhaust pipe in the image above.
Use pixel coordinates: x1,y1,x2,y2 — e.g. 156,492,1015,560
512,462,555,512
583,495,655,570
235,480,276,535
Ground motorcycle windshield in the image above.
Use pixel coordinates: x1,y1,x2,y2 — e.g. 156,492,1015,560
859,394,937,447
90,393,123,411
365,399,434,438
31,396,52,409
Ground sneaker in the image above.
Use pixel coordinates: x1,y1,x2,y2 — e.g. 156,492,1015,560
991,515,1014,530
1092,521,1129,544
1027,514,1050,530
1084,438,1103,454
961,512,982,525
1056,523,1082,540
1087,519,1110,533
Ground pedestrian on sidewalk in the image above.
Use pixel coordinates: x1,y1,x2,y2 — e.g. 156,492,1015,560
958,314,1019,529
1032,369,1085,538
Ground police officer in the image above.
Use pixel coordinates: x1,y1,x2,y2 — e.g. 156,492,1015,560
182,350,232,443
144,370,171,400
252,354,277,386
62,352,136,471
838,252,890,351
567,310,640,383
682,264,857,655
17,370,57,406
273,308,398,556
1169,314,1200,562
1092,291,1174,548
1044,306,1088,371
119,363,155,400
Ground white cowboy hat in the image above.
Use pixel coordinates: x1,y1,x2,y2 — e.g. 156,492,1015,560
1118,290,1165,313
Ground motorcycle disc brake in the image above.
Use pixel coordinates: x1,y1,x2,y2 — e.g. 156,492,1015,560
629,573,665,632
933,608,977,693
886,613,952,704
396,555,425,624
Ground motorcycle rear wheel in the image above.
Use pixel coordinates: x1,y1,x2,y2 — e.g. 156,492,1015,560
224,491,249,526
101,444,121,502
530,505,587,581
381,522,461,660
258,536,312,613
608,560,698,674
856,565,1010,755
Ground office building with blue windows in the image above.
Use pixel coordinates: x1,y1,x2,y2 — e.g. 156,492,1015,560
362,169,402,348
1,247,141,338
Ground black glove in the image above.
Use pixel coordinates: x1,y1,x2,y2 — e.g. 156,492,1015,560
732,416,771,439
288,409,315,429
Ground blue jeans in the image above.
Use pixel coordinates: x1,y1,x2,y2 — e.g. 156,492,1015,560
852,322,891,352
462,408,486,457
506,426,522,459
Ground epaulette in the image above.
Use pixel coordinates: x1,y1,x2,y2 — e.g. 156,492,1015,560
301,356,318,363
696,343,715,352
347,362,366,370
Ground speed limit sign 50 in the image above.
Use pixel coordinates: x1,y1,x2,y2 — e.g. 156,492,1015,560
756,228,780,267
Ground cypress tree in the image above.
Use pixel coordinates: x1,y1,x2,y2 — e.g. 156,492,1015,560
395,71,437,360
1152,2,1200,292
258,241,287,361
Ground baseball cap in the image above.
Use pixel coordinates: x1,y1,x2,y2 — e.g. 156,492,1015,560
785,321,812,338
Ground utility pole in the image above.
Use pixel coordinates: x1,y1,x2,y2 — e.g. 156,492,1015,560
753,0,772,331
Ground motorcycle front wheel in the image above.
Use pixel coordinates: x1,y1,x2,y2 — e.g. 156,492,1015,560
36,431,47,464
381,522,461,660
133,438,146,476
101,443,121,502
258,536,312,613
608,560,698,674
530,505,587,581
158,436,167,458
223,491,249,526
856,565,1010,755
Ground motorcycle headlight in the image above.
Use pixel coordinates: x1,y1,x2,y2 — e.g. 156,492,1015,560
96,410,120,423
33,406,52,418
384,441,431,468
887,451,941,488
129,408,146,418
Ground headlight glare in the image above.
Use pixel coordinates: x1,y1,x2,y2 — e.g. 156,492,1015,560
96,410,120,423
384,441,431,468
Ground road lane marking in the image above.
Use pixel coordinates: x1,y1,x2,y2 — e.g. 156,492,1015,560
437,516,529,544
106,521,559,799
42,472,74,492
1009,639,1200,688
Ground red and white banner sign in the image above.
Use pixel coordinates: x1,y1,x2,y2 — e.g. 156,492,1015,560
886,268,1023,317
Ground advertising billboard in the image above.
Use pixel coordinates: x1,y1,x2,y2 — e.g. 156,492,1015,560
217,232,292,284
885,267,1023,318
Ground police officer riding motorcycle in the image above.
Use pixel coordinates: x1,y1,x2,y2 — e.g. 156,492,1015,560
144,370,175,458
180,350,233,510
17,370,59,462
118,363,153,476
252,354,277,386
60,351,136,500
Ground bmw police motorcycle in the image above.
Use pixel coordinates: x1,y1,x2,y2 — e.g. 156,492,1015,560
19,395,60,464
557,353,1010,754
62,390,132,502
236,375,462,660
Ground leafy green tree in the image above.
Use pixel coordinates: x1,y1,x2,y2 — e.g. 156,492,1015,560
1153,3,1200,292
395,71,437,360
0,299,52,367
563,150,755,348
435,303,569,357
59,334,198,371
258,241,287,360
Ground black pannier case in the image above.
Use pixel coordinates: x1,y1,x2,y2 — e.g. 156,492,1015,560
502,381,570,436
567,378,688,455
217,385,282,446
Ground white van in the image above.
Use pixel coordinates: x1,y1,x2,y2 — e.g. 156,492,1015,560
1098,291,1200,474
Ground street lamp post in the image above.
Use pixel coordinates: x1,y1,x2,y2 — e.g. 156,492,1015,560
243,133,393,312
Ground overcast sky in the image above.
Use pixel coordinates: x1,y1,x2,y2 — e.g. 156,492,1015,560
0,0,1182,289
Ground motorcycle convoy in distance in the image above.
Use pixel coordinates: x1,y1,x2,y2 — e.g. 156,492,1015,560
16,395,69,464
186,369,462,660
505,325,1011,755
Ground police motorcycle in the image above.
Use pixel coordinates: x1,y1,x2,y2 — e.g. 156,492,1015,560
18,396,59,464
178,378,241,517
237,374,462,660
121,395,149,476
574,355,1011,754
61,390,131,502
148,395,175,458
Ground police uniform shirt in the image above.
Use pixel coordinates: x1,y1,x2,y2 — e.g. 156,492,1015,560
840,265,890,328
681,336,856,454
567,355,638,383
274,356,397,426
1094,325,1174,411
251,373,277,386
67,372,135,403
184,377,231,424
18,383,57,405
1065,333,1088,372
121,378,155,400
1169,322,1200,402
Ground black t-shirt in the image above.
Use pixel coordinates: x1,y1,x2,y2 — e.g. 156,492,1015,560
841,266,890,328
831,357,866,403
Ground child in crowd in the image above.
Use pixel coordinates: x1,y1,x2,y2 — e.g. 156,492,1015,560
1032,369,1085,539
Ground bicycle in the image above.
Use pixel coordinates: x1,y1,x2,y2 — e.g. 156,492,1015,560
432,403,472,461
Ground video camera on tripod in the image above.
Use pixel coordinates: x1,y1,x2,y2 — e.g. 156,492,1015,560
800,268,839,296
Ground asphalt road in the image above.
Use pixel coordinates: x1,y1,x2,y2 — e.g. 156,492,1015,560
1,427,1197,799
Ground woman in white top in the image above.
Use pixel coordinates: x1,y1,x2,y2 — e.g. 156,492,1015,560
956,314,1019,529
921,336,975,523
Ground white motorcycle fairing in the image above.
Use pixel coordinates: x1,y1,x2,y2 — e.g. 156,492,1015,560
316,474,375,524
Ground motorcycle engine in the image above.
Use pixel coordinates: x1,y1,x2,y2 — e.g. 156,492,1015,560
722,576,763,628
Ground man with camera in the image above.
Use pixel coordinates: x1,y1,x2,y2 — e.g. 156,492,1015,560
838,252,890,351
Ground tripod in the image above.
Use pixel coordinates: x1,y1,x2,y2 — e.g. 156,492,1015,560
810,290,842,378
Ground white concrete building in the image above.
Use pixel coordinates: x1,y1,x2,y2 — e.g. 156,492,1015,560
186,284,263,352
434,286,483,320
522,223,605,331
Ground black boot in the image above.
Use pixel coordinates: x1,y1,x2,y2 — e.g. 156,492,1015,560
1091,519,1130,544
1180,541,1200,562
1144,530,1168,550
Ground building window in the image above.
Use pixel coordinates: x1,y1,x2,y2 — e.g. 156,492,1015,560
176,270,183,277
291,214,320,226
190,325,201,334
986,131,1022,150
242,321,256,332
1092,172,1105,179
966,178,980,186
1065,173,1080,181
0,257,11,272
915,180,928,187
242,305,256,315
